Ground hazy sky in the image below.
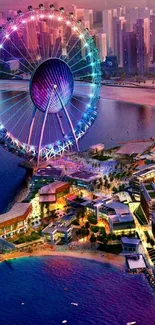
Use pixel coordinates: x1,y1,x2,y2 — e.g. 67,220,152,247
0,0,148,11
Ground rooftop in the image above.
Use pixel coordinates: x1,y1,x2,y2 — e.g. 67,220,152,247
127,254,146,270
69,170,99,182
0,203,31,224
39,181,69,195
36,166,63,178
104,201,130,215
121,237,140,245
117,141,153,156
109,213,134,224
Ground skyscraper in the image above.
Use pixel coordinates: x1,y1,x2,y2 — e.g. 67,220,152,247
95,33,107,62
112,16,126,67
150,15,155,62
123,31,137,74
135,18,150,74
102,9,112,53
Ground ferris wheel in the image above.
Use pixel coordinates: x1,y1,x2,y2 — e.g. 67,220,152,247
0,5,101,165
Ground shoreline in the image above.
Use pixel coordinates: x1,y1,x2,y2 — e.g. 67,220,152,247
0,249,125,269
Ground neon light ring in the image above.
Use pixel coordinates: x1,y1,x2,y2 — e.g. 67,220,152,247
0,6,101,165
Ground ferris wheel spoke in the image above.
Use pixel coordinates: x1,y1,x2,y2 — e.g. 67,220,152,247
59,32,74,59
68,45,87,65
1,47,33,74
69,102,88,126
10,99,32,133
72,95,88,106
0,85,28,93
66,37,82,61
18,107,34,140
0,91,28,111
72,63,92,74
74,73,94,80
4,97,31,126
6,38,34,70
0,58,30,77
17,34,38,68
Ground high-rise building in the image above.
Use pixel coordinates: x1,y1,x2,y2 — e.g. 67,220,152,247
150,15,155,62
135,18,150,74
102,9,112,53
138,7,150,19
123,31,137,74
112,16,126,67
26,21,38,54
127,7,139,31
74,7,93,30
95,33,107,62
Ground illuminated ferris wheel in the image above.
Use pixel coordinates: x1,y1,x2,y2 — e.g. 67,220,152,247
0,5,101,165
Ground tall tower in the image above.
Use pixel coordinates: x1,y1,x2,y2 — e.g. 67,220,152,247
95,33,107,62
123,31,137,74
150,15,155,62
112,16,126,67
135,18,150,74
102,9,112,53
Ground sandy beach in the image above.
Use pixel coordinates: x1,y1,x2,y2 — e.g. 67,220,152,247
0,248,125,268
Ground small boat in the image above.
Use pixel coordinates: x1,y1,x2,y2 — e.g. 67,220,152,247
127,322,136,325
21,302,25,305
71,302,78,306
62,321,67,324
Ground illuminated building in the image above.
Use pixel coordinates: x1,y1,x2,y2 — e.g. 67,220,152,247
135,18,150,73
95,33,107,62
140,182,155,223
39,181,70,204
102,9,113,53
150,15,155,62
42,213,76,244
112,16,126,67
121,237,140,253
0,203,32,239
108,213,135,235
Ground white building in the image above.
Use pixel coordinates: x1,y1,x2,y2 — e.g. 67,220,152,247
102,9,113,53
95,33,107,62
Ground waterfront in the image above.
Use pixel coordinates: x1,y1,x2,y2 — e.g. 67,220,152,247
0,256,155,325
1,91,155,212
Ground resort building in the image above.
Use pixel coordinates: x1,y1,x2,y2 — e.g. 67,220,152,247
68,170,101,190
140,182,155,223
121,237,140,254
0,203,32,239
39,181,70,204
108,213,135,235
133,164,155,183
42,213,76,244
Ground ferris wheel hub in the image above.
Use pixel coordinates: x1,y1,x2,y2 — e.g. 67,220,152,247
30,57,74,114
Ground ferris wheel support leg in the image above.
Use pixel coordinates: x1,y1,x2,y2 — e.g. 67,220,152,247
56,113,65,136
63,105,79,152
55,89,79,152
27,106,37,146
37,99,52,166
